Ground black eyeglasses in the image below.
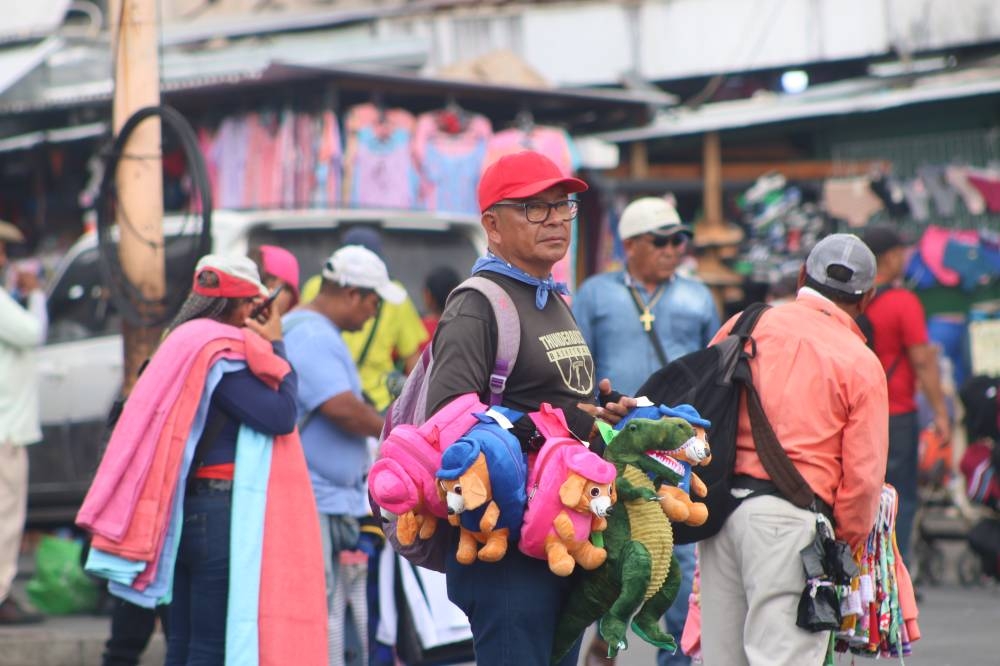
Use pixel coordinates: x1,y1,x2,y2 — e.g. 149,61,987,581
492,199,579,224
648,234,687,248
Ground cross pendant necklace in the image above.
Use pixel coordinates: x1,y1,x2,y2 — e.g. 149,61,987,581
639,308,656,332
629,283,666,332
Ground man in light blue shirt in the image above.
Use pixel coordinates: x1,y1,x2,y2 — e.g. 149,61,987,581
283,244,406,664
573,197,719,666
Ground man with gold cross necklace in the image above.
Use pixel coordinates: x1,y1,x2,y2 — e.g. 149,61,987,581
573,196,720,666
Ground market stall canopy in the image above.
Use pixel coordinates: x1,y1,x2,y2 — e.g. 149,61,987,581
592,60,1000,143
0,37,64,100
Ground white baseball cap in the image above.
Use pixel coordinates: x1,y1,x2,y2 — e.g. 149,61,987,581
193,254,269,298
618,197,692,240
322,245,406,304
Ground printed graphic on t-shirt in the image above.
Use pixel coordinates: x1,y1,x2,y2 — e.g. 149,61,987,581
537,329,594,395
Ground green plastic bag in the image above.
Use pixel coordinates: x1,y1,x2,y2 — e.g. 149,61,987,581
25,535,99,615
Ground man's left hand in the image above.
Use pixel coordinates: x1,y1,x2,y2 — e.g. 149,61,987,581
577,378,636,426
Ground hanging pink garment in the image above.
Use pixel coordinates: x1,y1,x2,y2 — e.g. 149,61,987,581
918,225,979,288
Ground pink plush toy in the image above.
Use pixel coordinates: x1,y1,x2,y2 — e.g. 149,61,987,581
369,393,486,546
519,403,617,576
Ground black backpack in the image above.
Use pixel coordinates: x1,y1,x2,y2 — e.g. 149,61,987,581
635,302,769,544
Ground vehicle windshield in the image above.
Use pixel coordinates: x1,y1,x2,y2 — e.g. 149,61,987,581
46,234,203,344
247,225,480,312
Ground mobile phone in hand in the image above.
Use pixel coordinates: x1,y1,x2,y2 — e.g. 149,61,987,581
250,284,283,320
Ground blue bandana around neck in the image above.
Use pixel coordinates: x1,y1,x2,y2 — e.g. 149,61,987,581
471,253,569,309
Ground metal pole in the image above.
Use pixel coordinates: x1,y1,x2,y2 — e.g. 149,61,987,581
109,0,165,394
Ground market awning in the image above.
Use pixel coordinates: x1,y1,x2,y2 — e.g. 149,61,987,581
0,37,64,99
0,121,107,153
593,62,1000,143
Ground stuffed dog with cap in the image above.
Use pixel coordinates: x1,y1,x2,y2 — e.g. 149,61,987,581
436,409,527,564
369,393,487,546
519,404,617,576
616,401,713,526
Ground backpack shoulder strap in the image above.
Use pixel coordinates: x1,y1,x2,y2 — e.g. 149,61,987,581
731,302,771,338
457,275,521,406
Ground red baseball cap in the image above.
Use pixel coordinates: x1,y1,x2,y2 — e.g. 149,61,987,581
477,151,588,212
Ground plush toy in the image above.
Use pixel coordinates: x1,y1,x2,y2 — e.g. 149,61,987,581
552,416,697,662
519,403,617,576
436,409,527,564
618,402,714,526
369,393,486,546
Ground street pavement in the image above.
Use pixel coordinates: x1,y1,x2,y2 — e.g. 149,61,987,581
0,580,995,666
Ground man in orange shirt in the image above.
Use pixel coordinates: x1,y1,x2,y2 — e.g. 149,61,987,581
699,234,889,666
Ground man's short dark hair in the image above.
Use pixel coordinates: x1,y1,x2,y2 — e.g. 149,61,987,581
803,274,865,305
425,266,461,313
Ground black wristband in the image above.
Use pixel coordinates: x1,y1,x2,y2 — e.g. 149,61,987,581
598,389,624,408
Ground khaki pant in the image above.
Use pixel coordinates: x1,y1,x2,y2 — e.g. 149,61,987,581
699,494,830,666
0,443,27,602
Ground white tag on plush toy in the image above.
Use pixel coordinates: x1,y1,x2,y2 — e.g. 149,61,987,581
484,408,515,430
634,396,655,407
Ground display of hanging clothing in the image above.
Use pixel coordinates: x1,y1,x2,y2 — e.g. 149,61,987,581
343,103,420,209
482,126,580,177
902,177,931,222
965,168,1000,214
941,237,1000,292
313,110,343,208
413,109,492,215
206,115,250,209
868,174,910,219
918,225,980,288
944,165,987,215
822,177,885,227
916,165,958,218
199,109,342,211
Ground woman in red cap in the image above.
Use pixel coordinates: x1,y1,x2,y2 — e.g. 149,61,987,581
80,254,326,666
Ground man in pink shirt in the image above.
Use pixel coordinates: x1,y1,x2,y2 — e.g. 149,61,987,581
699,234,889,666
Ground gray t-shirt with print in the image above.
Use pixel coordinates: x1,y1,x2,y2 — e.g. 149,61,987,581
425,271,597,440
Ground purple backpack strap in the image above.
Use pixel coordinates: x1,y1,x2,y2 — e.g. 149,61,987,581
461,276,521,407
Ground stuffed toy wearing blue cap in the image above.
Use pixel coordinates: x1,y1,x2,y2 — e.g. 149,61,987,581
436,409,527,564
615,400,714,526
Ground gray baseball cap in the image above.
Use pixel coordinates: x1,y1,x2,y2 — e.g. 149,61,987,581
805,234,876,296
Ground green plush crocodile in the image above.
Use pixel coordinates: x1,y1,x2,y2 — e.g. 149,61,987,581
551,417,695,663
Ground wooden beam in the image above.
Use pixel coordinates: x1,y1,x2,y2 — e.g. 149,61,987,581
111,0,165,393
702,132,722,227
629,141,649,179
605,159,888,182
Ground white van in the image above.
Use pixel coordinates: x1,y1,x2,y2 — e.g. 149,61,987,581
30,208,485,524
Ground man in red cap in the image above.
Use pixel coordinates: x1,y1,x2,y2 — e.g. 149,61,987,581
423,151,617,665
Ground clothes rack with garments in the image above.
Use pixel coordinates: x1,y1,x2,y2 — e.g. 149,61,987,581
413,105,493,215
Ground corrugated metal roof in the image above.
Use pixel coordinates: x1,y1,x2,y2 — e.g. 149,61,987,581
0,0,70,45
593,64,1000,143
0,30,429,114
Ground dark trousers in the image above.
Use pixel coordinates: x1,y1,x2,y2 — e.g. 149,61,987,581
165,491,232,666
446,546,581,666
886,411,919,566
102,599,170,666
